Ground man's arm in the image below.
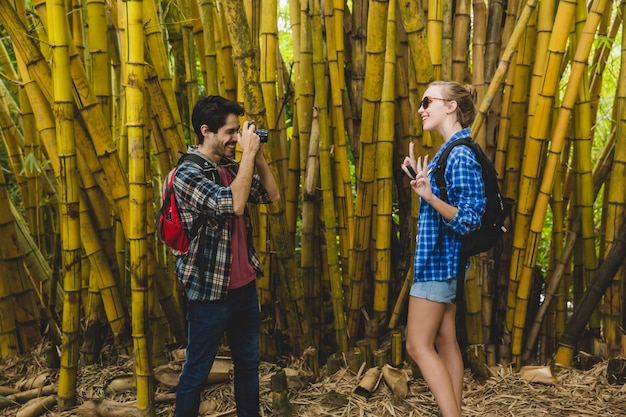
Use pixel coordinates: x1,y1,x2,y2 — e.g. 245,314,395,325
230,122,279,214
254,152,280,203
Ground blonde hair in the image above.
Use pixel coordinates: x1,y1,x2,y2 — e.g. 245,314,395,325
429,81,477,128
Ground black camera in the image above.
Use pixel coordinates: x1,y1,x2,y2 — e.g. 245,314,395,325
256,128,269,143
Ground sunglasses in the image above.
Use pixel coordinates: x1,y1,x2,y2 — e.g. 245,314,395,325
420,96,447,109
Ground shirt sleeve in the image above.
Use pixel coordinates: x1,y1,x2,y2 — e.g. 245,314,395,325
174,162,236,220
247,174,274,204
442,145,486,236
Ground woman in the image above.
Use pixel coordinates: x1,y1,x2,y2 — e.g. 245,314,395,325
401,81,486,417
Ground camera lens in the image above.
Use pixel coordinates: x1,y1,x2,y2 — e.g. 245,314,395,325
256,129,269,143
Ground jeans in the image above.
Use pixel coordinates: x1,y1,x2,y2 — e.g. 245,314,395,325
175,281,260,417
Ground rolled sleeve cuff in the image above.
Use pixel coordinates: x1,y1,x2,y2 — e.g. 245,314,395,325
443,206,481,236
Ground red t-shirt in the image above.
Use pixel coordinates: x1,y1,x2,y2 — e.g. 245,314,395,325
218,167,257,289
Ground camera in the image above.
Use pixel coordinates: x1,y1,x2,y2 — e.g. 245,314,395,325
256,128,269,143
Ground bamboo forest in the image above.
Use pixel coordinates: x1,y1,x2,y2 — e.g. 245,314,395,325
0,0,626,415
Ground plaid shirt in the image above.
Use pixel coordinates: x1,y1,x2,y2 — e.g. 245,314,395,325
413,128,486,282
173,148,273,301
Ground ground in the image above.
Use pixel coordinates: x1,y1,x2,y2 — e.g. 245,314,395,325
1,342,625,416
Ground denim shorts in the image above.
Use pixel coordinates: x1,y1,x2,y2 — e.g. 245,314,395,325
410,278,457,303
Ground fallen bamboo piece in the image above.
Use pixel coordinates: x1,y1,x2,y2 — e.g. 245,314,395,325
205,409,237,416
381,364,409,398
0,384,57,410
74,399,143,417
354,367,382,399
16,373,50,391
0,386,19,396
16,394,56,417
519,365,557,385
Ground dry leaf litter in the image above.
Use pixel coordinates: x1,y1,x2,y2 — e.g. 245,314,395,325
1,342,625,416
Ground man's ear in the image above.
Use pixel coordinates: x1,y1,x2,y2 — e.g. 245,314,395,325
200,124,211,136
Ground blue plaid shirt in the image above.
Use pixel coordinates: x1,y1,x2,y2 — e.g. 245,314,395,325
413,128,486,283
173,147,273,301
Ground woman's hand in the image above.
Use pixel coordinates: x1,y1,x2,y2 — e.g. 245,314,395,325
411,154,433,202
401,142,418,179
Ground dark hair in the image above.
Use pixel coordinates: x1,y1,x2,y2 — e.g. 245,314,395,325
429,81,477,128
191,95,245,144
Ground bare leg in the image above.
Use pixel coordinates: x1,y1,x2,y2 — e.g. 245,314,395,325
435,302,463,413
406,297,462,417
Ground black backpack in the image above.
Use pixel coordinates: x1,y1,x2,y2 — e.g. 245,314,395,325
434,138,513,259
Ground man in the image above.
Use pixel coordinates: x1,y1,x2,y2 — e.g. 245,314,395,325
174,95,280,417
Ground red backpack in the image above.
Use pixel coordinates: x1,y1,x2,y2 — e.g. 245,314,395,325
156,154,214,256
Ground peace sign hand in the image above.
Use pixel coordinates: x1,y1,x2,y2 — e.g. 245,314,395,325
411,154,433,201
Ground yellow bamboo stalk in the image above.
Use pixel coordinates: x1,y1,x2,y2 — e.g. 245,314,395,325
324,0,354,268
348,0,367,151
3,0,130,233
547,157,565,353
81,265,106,365
510,0,605,367
0,169,21,359
296,0,315,172
0,92,27,203
525,0,557,132
373,0,396,333
257,0,281,314
500,0,522,55
465,258,489,377
125,0,155,412
221,0,313,355
301,109,321,345
293,2,314,302
602,1,626,353
10,201,63,312
451,0,471,83
0,41,19,97
572,0,601,338
472,0,487,147
501,9,537,211
396,0,433,97
441,0,453,80
190,0,207,94
529,110,615,364
311,0,347,353
69,0,85,63
472,0,539,142
144,64,187,161
427,0,444,80
149,115,174,177
143,0,186,146
86,0,112,126
215,7,237,100
347,0,389,339
285,0,301,237
35,0,126,201
19,70,133,355
197,0,220,95
48,0,81,407
0,210,44,354
506,0,575,335
5,0,187,343
589,2,619,133
9,43,47,257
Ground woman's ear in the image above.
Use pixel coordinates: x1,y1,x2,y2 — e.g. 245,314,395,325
446,100,458,115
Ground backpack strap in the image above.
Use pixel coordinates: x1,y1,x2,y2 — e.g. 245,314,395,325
432,138,475,273
176,153,221,239
433,138,474,203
